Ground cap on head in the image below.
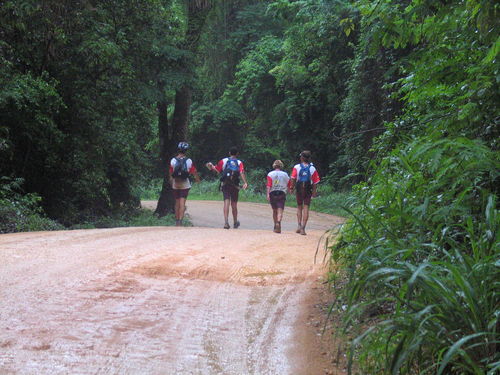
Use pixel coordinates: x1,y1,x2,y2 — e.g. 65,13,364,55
272,160,284,169
177,142,189,152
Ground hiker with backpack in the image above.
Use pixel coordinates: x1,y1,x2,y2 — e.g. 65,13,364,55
206,147,248,229
266,160,290,233
289,150,320,235
169,142,200,226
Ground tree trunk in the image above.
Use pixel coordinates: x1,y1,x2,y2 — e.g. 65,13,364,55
154,94,175,217
155,1,212,217
172,86,192,141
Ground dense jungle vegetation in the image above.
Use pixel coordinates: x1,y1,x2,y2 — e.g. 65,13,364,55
1,0,498,373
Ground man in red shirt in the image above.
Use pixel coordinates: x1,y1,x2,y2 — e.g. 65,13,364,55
206,147,248,229
289,150,320,235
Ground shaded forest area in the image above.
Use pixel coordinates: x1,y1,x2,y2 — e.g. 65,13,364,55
2,0,497,223
1,0,499,372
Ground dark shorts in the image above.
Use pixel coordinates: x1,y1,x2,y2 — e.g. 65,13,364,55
173,188,190,199
222,183,239,202
296,191,312,206
269,191,286,209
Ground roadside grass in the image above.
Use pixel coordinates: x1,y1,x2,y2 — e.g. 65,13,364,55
70,208,179,229
140,178,350,218
329,137,500,374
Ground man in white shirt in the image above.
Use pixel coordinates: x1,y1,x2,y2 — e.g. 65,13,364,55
169,142,200,226
266,160,290,233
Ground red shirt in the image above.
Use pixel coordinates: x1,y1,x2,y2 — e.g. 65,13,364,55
214,157,245,173
290,163,320,184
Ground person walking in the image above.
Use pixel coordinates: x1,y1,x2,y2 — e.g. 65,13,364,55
206,147,248,229
266,160,290,233
169,142,200,226
289,150,320,235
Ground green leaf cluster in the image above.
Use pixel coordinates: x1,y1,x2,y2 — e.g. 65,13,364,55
1,0,183,224
332,136,499,373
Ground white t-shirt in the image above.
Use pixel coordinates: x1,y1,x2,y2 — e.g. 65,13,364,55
170,157,195,189
266,170,290,193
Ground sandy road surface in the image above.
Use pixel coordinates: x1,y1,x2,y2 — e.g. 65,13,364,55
141,200,344,231
0,201,344,374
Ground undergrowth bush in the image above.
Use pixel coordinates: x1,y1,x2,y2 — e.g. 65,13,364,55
70,208,177,229
0,177,63,233
330,137,499,374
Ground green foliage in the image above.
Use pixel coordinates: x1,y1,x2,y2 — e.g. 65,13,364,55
1,0,183,225
0,177,63,233
192,0,358,178
331,137,499,373
71,208,177,229
368,0,499,150
328,1,500,371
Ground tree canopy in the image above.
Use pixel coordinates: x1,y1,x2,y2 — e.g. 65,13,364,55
1,1,498,371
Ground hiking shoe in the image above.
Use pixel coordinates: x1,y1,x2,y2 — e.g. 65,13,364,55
275,222,281,234
300,227,307,235
233,221,240,229
296,226,302,234
224,222,230,229
175,220,181,227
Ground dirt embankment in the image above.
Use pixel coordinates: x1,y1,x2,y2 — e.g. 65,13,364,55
0,201,346,374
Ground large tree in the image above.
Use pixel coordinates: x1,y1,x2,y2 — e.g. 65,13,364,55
155,0,214,216
1,0,180,224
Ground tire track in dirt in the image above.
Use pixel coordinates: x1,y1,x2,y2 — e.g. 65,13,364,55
0,202,345,374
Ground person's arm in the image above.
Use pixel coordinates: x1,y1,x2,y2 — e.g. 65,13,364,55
239,161,248,190
205,162,216,173
168,162,174,183
311,168,320,197
206,160,223,174
289,167,297,193
312,183,318,197
190,163,201,183
266,175,272,201
193,171,201,183
240,171,248,190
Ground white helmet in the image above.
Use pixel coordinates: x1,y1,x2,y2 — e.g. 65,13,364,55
177,142,189,152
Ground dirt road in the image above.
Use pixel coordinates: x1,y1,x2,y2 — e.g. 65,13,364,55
0,201,344,374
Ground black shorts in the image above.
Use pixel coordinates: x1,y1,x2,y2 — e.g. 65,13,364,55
296,191,312,206
222,184,239,202
173,188,190,199
269,191,286,209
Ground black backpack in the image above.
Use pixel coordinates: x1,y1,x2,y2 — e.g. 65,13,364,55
172,157,190,179
220,158,240,185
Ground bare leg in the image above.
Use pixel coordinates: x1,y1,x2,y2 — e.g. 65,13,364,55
178,197,187,222
231,200,238,225
223,199,230,226
296,204,303,233
273,208,283,233
276,208,284,223
174,199,182,226
300,204,310,235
